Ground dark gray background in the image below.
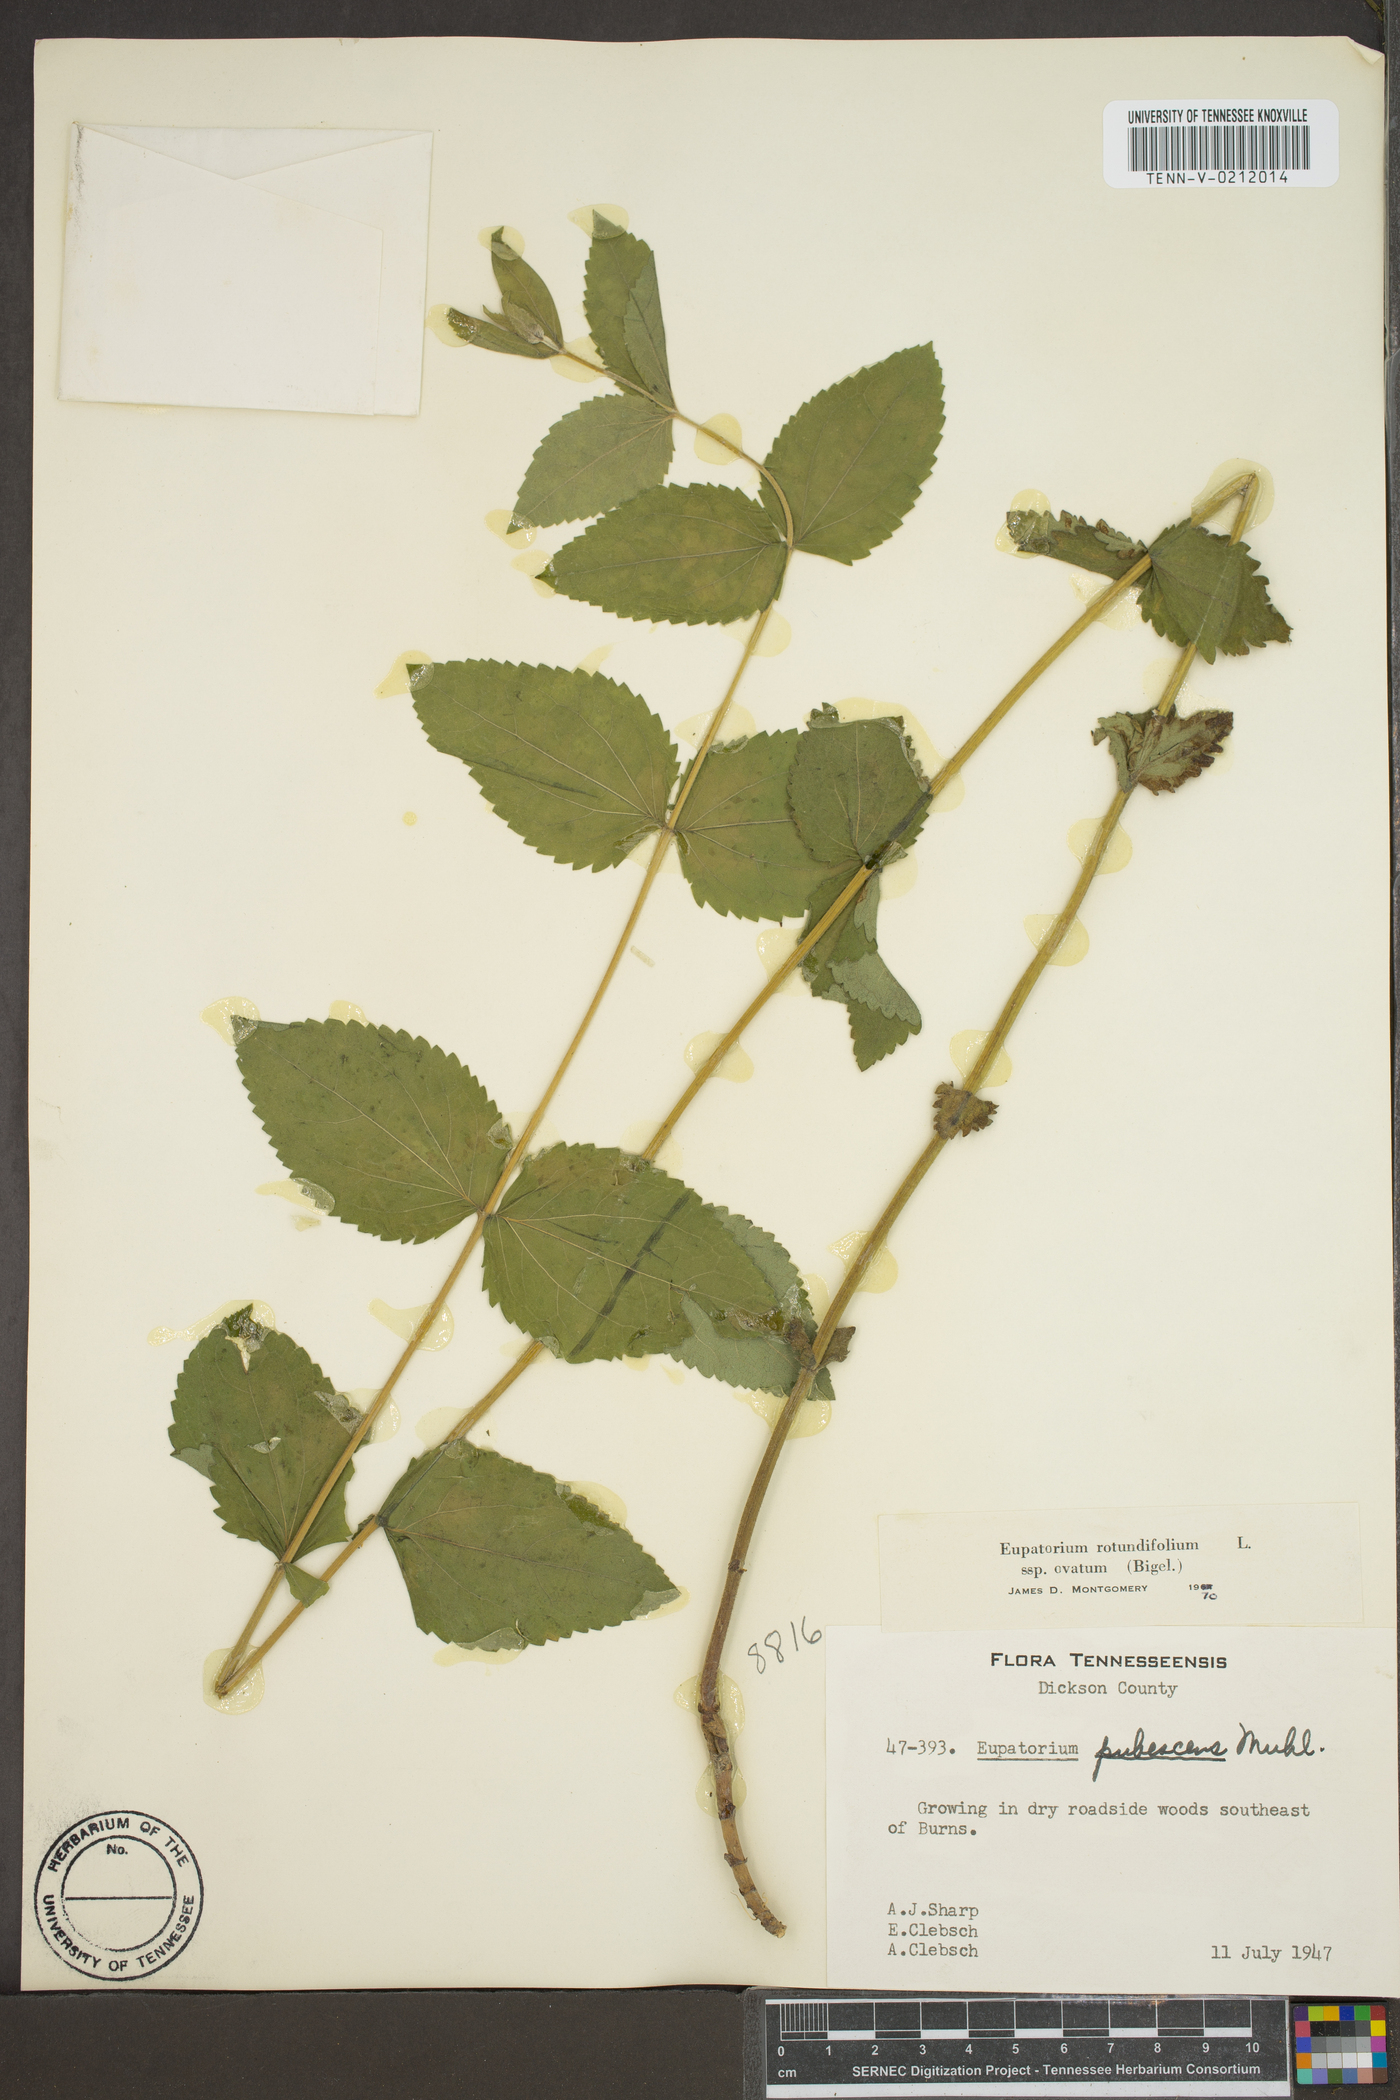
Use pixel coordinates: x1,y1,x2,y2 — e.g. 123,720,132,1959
1,4,1388,2093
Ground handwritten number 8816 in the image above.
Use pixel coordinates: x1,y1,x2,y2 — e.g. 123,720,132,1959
748,1618,823,1672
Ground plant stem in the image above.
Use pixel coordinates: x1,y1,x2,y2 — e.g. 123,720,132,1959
698,476,1259,1933
542,343,796,548
643,556,1150,1149
1193,470,1259,532
221,1521,382,1694
216,1221,485,1688
218,484,1250,1700
695,790,1126,1936
429,555,1149,1455
941,553,1152,774
213,602,778,1695
216,545,1155,1694
215,1345,551,1700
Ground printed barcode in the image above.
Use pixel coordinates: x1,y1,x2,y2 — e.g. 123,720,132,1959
1128,123,1311,175
1103,98,1338,189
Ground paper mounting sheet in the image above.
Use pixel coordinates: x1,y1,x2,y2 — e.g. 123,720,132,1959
27,34,1394,1992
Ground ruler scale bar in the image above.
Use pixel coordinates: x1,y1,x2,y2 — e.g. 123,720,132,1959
756,1992,1290,2097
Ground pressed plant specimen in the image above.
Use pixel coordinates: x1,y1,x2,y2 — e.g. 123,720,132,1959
167,214,1288,1936
692,474,1288,1932
175,213,952,1692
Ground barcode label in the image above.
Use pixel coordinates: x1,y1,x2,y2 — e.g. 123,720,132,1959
1130,122,1310,174
1104,99,1338,189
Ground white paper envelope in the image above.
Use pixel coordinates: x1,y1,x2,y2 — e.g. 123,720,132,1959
58,126,432,415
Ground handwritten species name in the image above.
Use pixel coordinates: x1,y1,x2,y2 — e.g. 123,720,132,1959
1092,1721,1317,1783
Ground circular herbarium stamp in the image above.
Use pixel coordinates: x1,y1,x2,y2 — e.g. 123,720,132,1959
33,1811,204,1981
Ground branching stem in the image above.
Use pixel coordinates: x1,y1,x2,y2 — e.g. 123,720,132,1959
697,473,1259,1934
694,787,1125,1936
213,1345,552,1699
218,476,1253,1704
221,1521,381,1694
213,602,776,1695
643,556,1151,1148
214,537,1153,1695
544,343,796,549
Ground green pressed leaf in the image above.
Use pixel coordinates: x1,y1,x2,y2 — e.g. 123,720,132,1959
1092,704,1235,796
445,307,554,360
169,1309,353,1562
707,1204,809,1311
1004,508,1147,580
1008,507,1289,661
512,395,675,529
670,1203,834,1401
543,485,786,627
482,1144,782,1365
236,1019,503,1244
673,730,824,922
759,346,945,563
584,225,674,402
787,710,930,1069
671,1298,797,1398
488,230,562,349
622,262,673,402
849,1002,918,1071
798,868,922,1070
788,707,930,869
1139,521,1291,662
286,1564,330,1607
382,1442,677,1649
412,659,677,871
829,947,921,1023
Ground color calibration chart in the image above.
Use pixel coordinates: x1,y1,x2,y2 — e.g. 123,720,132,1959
1295,2005,1388,2086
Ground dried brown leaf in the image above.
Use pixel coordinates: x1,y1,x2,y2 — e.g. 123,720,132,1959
1091,705,1235,797
933,1082,998,1140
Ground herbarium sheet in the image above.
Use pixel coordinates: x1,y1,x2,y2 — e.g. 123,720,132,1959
26,34,1397,1991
